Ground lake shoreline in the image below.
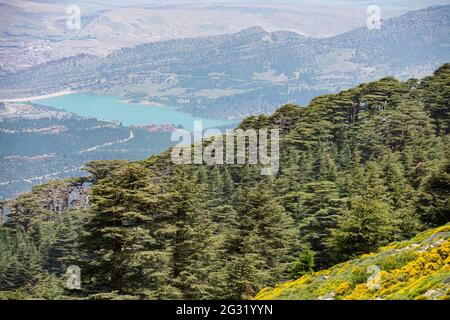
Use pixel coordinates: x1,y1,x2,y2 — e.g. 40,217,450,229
33,93,237,131
0,90,74,103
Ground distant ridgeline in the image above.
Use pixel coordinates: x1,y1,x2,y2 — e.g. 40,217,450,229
0,64,449,300
0,5,449,119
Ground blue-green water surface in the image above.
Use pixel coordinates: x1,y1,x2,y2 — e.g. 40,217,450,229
36,94,236,131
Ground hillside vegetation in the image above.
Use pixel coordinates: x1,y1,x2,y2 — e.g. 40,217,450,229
0,64,449,300
256,225,450,300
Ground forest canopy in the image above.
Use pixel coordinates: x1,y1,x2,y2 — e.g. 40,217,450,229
0,64,449,300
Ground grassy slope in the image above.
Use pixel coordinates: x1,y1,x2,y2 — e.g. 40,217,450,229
255,225,450,300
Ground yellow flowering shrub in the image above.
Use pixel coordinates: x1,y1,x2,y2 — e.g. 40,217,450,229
255,225,450,300
335,282,352,296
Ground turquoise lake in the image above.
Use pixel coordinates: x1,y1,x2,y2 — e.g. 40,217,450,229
35,94,237,131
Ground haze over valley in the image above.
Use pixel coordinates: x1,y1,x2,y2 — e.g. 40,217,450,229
1,5,449,120
1,0,449,73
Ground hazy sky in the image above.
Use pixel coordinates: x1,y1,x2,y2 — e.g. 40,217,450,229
5,0,450,39
33,0,450,9
14,1,450,17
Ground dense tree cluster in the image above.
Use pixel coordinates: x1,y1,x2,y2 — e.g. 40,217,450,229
0,64,449,299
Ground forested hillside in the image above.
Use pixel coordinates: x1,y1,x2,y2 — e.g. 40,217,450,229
0,64,449,300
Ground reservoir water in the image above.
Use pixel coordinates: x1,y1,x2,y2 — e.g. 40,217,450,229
35,94,237,131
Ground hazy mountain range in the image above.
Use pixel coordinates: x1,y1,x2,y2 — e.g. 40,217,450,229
1,0,448,73
1,5,449,119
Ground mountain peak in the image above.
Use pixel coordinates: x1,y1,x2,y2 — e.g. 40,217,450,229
235,26,267,36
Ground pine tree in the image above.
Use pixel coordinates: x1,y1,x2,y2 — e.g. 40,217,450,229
327,196,396,262
419,63,450,134
46,213,83,275
224,181,298,298
166,166,217,299
0,231,43,290
82,162,174,297
5,193,49,233
296,180,344,267
417,157,450,226
379,152,421,237
288,247,315,279
223,236,268,299
313,144,338,181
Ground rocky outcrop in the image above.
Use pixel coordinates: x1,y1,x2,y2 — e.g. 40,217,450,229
0,201,11,224
36,180,90,213
0,179,90,224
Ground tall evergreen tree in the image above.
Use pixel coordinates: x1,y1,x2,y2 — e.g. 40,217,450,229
297,181,344,267
417,157,450,226
327,196,396,262
82,162,174,298
224,181,298,298
166,166,217,299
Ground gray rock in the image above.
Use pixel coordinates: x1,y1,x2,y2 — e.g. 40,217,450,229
316,292,336,300
423,288,447,300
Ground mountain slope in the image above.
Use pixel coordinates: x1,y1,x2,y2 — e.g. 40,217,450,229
255,225,450,300
1,5,449,119
0,0,413,73
0,64,449,300
0,102,175,199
